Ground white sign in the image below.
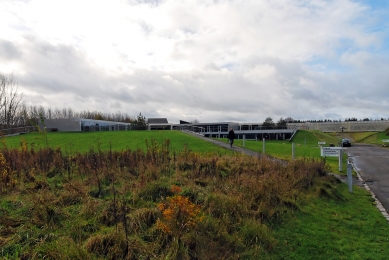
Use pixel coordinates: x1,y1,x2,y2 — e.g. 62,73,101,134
321,147,342,157
383,140,389,143
318,142,326,145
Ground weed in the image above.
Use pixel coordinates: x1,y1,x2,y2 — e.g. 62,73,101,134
85,232,127,259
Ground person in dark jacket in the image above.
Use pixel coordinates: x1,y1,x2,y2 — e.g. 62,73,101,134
228,128,235,148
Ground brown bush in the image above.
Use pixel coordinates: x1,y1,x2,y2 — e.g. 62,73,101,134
85,232,128,259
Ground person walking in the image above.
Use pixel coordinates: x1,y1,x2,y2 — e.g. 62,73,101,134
228,128,235,148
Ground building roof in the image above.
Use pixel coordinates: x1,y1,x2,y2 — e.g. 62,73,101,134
147,118,169,124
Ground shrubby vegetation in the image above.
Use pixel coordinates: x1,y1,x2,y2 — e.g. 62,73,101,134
0,138,335,259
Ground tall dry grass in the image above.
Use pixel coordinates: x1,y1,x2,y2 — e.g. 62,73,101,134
0,138,332,259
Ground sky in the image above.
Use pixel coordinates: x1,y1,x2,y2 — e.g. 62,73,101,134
0,0,388,123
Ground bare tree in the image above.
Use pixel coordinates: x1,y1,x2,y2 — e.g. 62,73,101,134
53,108,62,119
0,73,24,129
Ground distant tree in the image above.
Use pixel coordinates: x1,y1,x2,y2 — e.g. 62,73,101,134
47,107,52,120
262,117,275,128
133,112,146,126
94,113,103,120
284,117,294,123
276,117,286,128
191,119,199,124
0,73,24,128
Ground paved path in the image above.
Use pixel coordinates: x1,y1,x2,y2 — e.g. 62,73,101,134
183,131,262,157
344,144,389,220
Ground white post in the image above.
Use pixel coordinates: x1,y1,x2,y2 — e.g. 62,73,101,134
243,135,245,147
263,138,265,154
338,149,343,171
347,162,353,193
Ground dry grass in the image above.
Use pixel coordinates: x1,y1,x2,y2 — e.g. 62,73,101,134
0,138,332,259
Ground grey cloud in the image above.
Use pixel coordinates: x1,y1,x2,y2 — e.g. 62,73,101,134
126,0,163,6
0,39,22,60
204,63,220,71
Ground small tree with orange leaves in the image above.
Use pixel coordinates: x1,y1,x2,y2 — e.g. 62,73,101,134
0,152,16,192
156,185,204,240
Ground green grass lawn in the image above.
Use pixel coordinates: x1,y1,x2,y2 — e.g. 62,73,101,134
357,131,389,145
2,131,233,155
269,183,389,259
217,130,348,173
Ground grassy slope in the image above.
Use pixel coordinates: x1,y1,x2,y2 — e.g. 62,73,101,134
356,131,389,145
270,184,389,259
3,131,232,155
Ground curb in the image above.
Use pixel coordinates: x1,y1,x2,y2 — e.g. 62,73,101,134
351,163,389,223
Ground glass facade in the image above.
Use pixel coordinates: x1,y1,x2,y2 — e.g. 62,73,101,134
79,119,145,132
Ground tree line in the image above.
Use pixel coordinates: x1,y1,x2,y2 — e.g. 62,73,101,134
262,116,389,129
0,73,146,130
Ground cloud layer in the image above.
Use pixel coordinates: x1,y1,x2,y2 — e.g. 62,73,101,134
1,0,388,123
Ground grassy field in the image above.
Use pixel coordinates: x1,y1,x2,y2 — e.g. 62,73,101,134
270,183,389,259
354,131,389,145
219,130,347,173
2,131,233,155
1,130,389,259
4,130,347,173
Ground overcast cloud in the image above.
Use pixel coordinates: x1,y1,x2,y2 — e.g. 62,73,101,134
0,0,388,123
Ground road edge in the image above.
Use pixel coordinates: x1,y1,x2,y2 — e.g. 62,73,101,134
351,162,389,223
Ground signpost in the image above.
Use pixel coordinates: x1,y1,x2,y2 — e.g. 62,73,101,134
318,141,326,148
320,146,343,171
320,147,342,157
339,149,343,171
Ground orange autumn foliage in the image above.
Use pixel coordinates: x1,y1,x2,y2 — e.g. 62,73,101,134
156,190,203,235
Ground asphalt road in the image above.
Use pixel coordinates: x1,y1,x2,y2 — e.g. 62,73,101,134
345,144,389,212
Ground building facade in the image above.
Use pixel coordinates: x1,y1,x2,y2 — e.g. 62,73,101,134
173,121,296,140
41,118,296,140
40,118,143,132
